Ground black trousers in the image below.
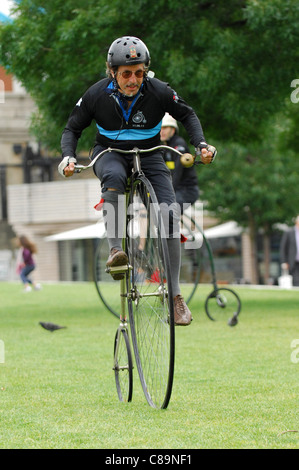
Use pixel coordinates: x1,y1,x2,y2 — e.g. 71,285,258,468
291,261,299,286
93,148,180,237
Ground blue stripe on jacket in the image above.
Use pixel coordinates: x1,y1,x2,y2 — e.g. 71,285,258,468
96,121,162,141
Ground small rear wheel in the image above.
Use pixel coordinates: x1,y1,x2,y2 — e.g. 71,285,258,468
114,328,133,402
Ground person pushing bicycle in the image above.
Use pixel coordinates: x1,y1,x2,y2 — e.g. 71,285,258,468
58,36,216,326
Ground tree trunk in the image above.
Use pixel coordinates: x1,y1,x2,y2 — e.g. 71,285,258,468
247,211,259,284
263,231,271,284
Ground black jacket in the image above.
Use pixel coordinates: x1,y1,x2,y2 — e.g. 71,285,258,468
163,133,198,191
61,77,206,157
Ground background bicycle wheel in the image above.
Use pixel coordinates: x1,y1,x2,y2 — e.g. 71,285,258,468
179,219,202,303
94,237,122,319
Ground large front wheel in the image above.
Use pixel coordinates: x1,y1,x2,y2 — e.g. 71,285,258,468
126,176,175,409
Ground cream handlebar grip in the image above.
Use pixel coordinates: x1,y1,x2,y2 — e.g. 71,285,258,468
180,153,195,168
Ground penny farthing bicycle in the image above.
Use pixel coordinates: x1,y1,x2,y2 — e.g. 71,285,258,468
75,144,194,408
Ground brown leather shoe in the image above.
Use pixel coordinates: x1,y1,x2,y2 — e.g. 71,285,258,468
173,295,193,326
106,248,128,280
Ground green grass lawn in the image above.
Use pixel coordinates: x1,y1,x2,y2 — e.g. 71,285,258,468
0,281,298,449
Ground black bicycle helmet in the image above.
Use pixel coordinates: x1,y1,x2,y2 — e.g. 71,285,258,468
107,36,151,68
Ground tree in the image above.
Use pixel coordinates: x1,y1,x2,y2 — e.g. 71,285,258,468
1,0,299,150
1,0,299,282
196,129,299,283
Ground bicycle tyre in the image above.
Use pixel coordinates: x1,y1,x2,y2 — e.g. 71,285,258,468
205,287,241,325
126,175,175,409
94,238,120,319
114,328,133,402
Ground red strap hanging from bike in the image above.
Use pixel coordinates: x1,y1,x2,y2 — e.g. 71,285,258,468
180,233,188,243
94,198,105,211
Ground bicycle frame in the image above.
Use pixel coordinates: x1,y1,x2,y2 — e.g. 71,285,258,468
75,144,193,407
95,147,176,309
104,149,159,317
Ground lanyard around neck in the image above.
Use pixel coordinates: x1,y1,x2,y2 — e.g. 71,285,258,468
117,92,140,122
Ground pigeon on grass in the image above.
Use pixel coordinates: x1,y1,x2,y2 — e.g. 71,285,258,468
39,322,67,332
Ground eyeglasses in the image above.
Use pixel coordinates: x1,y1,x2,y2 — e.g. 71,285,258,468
118,69,145,79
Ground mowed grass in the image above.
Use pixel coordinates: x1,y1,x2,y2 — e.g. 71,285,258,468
0,281,298,449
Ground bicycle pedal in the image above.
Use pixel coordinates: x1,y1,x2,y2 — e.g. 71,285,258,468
106,264,128,273
106,264,130,280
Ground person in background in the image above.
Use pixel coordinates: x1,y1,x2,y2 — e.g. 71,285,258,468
16,235,41,292
280,215,299,286
160,113,199,213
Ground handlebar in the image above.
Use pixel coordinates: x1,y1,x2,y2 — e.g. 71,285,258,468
73,145,196,172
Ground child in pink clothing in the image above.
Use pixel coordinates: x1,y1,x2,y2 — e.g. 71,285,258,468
17,236,41,292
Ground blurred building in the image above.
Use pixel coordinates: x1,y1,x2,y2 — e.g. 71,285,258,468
0,66,101,281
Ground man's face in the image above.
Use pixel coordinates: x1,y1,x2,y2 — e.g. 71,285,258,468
160,126,175,143
114,64,145,97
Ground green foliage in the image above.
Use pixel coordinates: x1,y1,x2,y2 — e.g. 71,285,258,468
0,0,119,150
0,0,298,232
1,0,299,150
197,134,299,229
278,94,299,153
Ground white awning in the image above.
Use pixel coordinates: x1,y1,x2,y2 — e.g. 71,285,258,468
45,219,288,242
45,223,105,241
204,221,288,239
45,220,243,242
204,221,242,239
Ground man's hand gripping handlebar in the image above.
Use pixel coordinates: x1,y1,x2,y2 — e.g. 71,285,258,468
180,144,217,168
58,156,77,177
